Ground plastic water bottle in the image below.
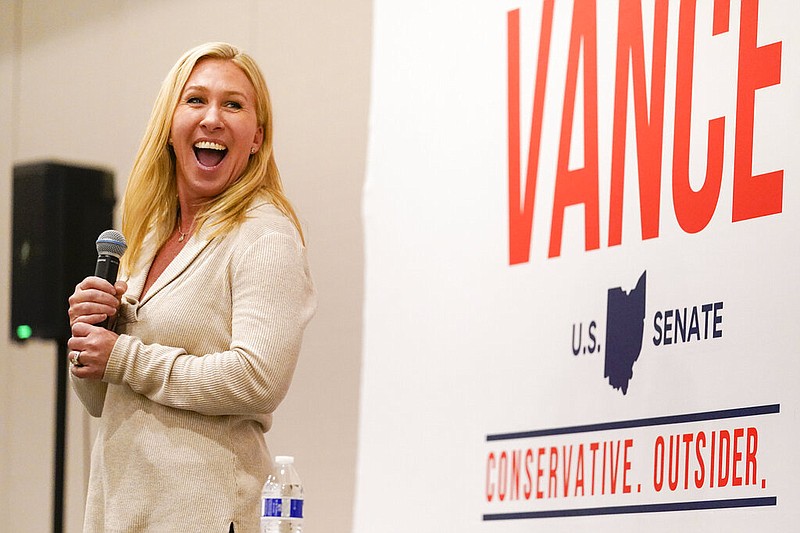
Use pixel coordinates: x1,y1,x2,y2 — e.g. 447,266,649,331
261,455,304,532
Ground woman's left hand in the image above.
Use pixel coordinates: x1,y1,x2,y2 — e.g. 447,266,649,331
68,322,119,380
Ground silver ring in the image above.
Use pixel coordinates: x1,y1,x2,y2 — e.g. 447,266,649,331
70,351,82,366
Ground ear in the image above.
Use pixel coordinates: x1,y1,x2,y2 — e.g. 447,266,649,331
250,126,264,155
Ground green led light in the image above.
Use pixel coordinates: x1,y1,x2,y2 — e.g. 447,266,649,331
16,324,32,340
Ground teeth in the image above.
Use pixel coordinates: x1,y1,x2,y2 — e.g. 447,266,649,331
194,141,227,151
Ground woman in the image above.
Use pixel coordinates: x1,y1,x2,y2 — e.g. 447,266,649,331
66,42,316,532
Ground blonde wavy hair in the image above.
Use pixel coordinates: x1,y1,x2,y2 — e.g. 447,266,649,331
120,42,303,275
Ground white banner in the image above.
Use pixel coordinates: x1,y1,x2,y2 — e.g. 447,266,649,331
356,1,799,531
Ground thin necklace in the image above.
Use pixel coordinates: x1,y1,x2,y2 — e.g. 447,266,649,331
177,215,193,242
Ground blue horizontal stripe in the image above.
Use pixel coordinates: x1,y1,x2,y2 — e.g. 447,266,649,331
487,404,780,442
483,496,777,520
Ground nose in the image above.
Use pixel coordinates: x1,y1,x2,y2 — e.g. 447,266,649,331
199,106,223,131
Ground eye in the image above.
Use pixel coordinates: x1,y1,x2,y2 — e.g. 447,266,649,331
186,96,204,104
225,101,243,110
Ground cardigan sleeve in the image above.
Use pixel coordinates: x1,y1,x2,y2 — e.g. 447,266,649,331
102,231,316,416
70,373,108,417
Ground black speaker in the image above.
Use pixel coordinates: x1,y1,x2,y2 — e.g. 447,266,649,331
11,161,115,342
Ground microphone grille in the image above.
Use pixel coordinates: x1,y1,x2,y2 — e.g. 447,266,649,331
96,230,127,257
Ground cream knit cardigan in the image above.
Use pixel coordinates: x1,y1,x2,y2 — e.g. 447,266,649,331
71,200,317,533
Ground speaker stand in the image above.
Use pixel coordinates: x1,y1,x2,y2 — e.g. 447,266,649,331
54,341,67,533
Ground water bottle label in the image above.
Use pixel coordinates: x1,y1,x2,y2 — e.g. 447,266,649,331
262,497,303,518
290,498,304,518
263,497,283,518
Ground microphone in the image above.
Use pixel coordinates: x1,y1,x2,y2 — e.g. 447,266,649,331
93,230,127,329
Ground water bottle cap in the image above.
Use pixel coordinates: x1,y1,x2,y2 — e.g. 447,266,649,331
275,455,294,464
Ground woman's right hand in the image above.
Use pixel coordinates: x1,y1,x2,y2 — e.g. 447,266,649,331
68,276,128,328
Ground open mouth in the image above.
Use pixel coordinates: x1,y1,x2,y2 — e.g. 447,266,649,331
193,140,228,168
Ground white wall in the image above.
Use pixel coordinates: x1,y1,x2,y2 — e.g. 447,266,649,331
0,1,371,531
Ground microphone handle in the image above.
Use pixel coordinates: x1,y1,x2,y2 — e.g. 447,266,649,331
93,254,120,329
